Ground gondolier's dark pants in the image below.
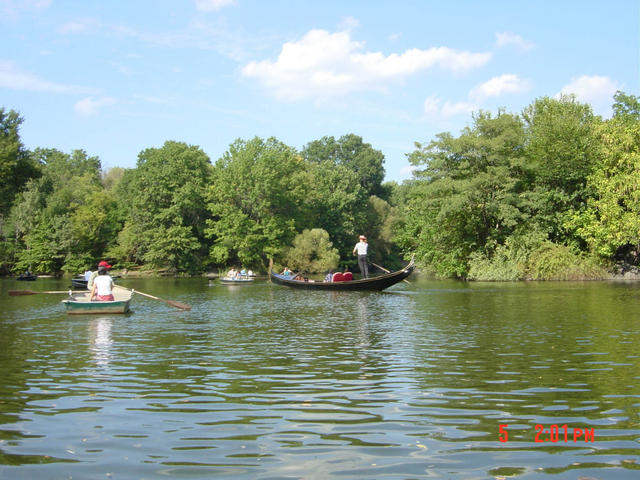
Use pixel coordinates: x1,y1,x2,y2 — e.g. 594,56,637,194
357,254,369,278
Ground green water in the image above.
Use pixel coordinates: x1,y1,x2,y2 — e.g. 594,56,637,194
0,276,639,479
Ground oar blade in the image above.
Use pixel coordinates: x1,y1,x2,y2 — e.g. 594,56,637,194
8,290,36,296
166,299,191,311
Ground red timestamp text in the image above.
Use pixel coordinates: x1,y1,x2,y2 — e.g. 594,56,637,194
499,424,595,443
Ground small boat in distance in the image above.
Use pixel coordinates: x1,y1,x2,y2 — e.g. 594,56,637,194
17,272,37,281
71,276,88,289
220,276,255,284
270,257,415,291
62,289,133,314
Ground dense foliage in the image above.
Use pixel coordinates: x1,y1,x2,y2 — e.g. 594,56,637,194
397,93,639,280
1,91,639,279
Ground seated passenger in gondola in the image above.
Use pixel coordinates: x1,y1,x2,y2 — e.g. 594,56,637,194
324,270,333,282
342,268,353,281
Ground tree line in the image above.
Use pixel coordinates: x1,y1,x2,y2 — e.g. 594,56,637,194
1,91,639,280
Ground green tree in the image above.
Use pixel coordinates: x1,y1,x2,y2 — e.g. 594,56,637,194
569,95,640,258
398,111,527,278
120,141,212,273
298,160,368,261
521,95,599,244
14,214,70,274
6,148,115,274
612,90,640,120
283,228,340,273
303,134,386,197
0,108,40,216
206,137,307,269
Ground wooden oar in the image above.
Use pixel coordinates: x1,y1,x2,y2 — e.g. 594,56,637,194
114,285,191,311
9,290,84,296
371,262,411,284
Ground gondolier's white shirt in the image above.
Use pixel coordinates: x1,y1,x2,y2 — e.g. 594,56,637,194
354,241,368,255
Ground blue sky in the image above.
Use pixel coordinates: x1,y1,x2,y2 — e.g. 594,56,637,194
2,0,638,182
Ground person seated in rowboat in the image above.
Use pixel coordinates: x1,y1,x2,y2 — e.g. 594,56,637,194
88,260,112,289
281,267,293,276
90,266,115,301
240,268,247,276
324,270,333,282
83,269,93,281
227,267,238,279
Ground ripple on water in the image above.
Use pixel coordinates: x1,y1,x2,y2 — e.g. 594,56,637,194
0,278,639,478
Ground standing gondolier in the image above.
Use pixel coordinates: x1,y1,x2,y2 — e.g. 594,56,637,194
352,235,369,278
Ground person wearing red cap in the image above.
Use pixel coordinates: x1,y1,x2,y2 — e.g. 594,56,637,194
90,265,115,301
352,235,369,278
88,260,112,289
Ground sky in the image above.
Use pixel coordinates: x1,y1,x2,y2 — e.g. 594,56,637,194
1,0,638,183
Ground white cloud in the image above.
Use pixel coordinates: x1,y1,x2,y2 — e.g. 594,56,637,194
59,19,101,34
0,60,96,93
558,75,619,102
338,16,360,31
74,96,115,116
469,73,531,101
194,0,236,12
424,74,528,120
1,0,51,19
423,95,442,117
557,75,620,116
242,29,491,101
400,164,418,176
424,95,478,119
495,32,535,51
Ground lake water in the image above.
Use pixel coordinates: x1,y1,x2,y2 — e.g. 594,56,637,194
0,275,639,479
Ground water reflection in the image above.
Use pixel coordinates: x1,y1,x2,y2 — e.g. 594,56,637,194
0,278,638,478
88,317,112,368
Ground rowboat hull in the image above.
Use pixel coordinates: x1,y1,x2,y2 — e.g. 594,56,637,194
220,277,255,284
62,291,132,314
270,258,415,291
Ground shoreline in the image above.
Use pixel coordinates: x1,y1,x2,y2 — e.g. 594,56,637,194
4,267,640,282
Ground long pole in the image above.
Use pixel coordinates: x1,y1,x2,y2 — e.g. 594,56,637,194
371,262,411,284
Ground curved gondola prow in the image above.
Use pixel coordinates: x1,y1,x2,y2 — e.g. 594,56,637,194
270,257,415,291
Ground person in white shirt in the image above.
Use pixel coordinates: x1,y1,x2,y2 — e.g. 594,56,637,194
90,266,114,301
352,234,369,278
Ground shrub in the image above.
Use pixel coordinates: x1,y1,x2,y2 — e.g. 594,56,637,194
467,246,524,281
528,242,608,280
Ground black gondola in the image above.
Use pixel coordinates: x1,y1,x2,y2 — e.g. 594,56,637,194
71,277,89,289
270,257,415,291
